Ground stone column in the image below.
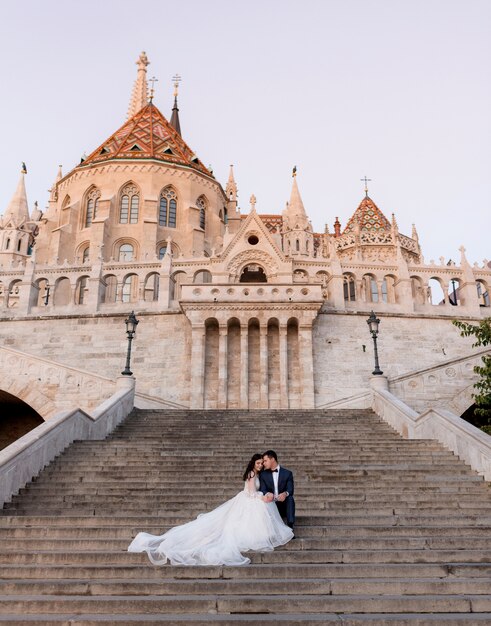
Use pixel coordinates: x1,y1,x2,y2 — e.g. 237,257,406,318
299,323,315,408
240,323,249,409
190,325,205,409
279,324,288,408
259,324,269,408
218,325,228,408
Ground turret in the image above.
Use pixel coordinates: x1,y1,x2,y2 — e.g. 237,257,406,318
281,170,313,257
0,165,36,266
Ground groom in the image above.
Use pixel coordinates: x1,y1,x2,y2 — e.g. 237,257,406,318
260,450,295,532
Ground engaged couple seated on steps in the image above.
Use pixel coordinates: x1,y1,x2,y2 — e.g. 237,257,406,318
128,449,295,566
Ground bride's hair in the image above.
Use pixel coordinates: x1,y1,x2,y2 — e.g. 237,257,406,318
242,454,263,481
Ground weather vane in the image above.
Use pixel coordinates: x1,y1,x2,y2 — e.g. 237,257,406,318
172,73,182,98
360,176,372,197
149,76,158,101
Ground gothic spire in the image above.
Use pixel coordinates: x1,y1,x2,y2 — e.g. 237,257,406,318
226,164,237,201
127,52,150,119
2,167,29,225
285,173,309,228
170,74,182,136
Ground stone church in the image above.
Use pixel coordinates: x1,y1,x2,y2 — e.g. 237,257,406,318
0,52,490,434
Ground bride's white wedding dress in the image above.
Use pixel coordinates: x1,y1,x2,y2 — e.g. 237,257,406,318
127,475,293,566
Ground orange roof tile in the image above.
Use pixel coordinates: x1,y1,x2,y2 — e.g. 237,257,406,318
78,102,211,176
343,196,391,234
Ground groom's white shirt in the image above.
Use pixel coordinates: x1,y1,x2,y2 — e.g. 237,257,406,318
272,465,280,498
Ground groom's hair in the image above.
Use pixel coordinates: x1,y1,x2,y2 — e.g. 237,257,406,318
263,450,277,461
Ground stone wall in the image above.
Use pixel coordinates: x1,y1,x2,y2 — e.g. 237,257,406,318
0,309,481,413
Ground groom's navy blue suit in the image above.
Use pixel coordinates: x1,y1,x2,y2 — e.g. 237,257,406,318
259,467,295,527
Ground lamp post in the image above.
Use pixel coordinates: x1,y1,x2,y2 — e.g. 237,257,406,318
122,311,139,376
366,310,383,375
43,283,50,306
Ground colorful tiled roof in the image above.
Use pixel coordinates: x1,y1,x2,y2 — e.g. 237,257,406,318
78,102,211,176
343,196,391,234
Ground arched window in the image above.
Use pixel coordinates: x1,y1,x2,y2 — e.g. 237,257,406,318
477,281,490,307
197,196,206,230
343,274,356,302
85,188,100,227
120,184,139,224
119,243,134,262
17,239,22,252
82,246,90,263
158,245,167,260
5,238,10,250
159,187,177,227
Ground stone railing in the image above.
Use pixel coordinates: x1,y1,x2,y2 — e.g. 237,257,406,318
388,348,491,414
180,282,324,304
0,346,118,419
371,377,491,481
0,376,135,507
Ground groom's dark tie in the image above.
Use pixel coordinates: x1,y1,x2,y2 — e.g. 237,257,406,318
272,469,278,473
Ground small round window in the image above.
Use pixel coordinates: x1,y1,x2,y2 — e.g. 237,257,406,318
248,235,259,245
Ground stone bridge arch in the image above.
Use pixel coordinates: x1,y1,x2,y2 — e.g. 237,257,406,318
0,388,44,450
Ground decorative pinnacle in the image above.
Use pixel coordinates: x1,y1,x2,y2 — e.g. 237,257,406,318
172,73,182,98
360,175,372,197
149,76,158,102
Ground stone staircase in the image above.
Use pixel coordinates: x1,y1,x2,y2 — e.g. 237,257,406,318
1,408,491,625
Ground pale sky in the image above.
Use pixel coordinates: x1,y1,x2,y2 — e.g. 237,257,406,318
0,0,489,265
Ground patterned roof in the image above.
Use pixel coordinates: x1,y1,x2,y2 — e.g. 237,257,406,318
78,102,211,176
343,196,391,234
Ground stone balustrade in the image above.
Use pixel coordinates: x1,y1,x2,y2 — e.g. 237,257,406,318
0,376,135,507
371,377,491,481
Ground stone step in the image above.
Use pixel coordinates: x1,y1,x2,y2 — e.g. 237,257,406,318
4,548,491,566
2,562,489,580
0,593,490,614
1,613,490,625
1,577,490,596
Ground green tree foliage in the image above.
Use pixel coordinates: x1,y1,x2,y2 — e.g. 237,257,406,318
453,318,491,427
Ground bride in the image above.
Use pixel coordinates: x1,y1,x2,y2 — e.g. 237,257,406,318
128,454,294,566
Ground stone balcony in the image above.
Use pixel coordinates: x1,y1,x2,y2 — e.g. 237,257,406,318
179,282,324,304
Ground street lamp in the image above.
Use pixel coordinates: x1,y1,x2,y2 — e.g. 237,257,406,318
121,311,139,376
366,310,383,375
43,283,50,306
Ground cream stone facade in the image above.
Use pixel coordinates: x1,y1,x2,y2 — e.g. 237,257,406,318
0,53,490,423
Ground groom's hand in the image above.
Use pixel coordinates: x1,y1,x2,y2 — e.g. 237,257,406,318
276,492,288,502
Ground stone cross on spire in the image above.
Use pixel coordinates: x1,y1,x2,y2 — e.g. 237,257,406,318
127,52,150,119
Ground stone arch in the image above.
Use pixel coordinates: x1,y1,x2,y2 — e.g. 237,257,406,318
170,270,188,301
476,279,490,307
428,277,446,305
76,241,91,264
293,269,309,283
410,275,425,304
113,237,139,262
75,275,90,305
144,272,160,301
101,274,118,303
0,376,54,422
362,273,378,303
193,269,212,283
447,277,461,306
53,276,72,307
382,274,397,304
121,273,138,303
204,317,219,408
0,388,44,451
7,279,22,308
227,250,278,283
